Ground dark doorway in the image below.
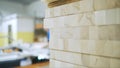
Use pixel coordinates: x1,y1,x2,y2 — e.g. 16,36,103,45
8,25,12,44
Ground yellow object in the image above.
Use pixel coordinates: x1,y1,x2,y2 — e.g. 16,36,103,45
0,32,34,46
0,33,5,46
17,32,34,43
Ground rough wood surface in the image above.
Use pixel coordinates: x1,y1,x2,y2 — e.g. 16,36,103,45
41,0,58,4
17,61,49,68
48,0,80,8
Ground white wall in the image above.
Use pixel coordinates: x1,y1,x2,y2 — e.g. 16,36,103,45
0,25,2,33
17,17,34,32
1,14,35,45
0,0,46,33
0,0,46,18
26,0,46,18
2,18,17,36
2,15,17,45
0,1,26,16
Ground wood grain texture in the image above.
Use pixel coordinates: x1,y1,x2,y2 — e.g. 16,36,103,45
48,0,80,8
17,62,49,68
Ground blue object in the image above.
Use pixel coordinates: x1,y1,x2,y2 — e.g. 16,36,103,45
47,30,50,42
